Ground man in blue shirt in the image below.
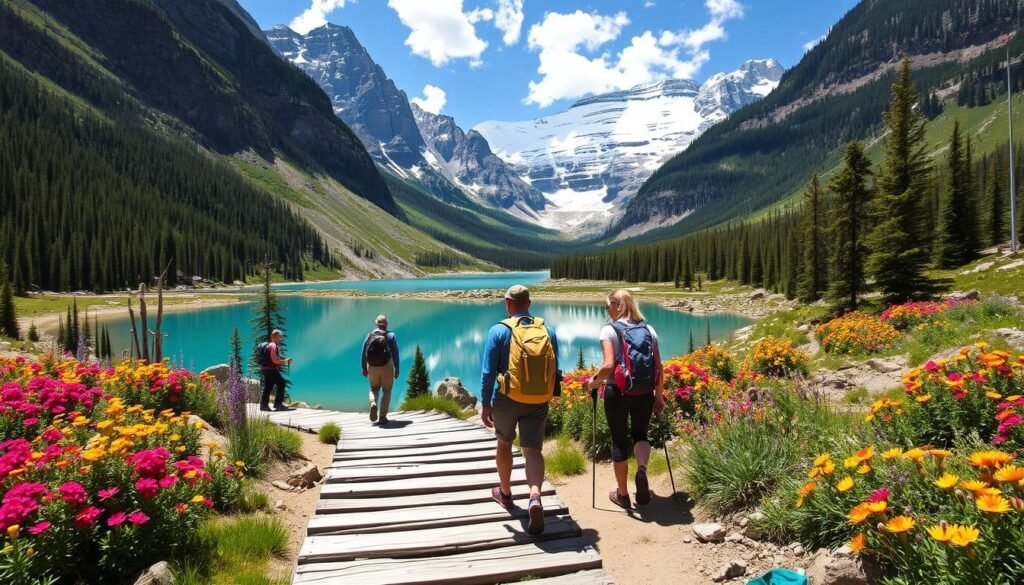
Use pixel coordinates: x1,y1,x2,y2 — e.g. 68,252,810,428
361,315,400,426
481,285,558,535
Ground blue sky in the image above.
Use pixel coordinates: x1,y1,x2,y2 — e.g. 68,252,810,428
238,0,859,127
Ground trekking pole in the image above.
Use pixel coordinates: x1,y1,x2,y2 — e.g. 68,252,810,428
591,387,597,509
664,442,677,498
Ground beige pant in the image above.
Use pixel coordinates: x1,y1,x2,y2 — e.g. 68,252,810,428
368,361,395,418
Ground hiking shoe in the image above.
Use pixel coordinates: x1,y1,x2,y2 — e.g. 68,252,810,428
491,487,513,509
259,406,272,412
378,416,389,426
369,403,378,422
635,467,651,506
527,496,544,535
274,405,293,412
609,489,631,510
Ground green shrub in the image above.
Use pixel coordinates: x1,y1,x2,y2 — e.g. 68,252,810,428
227,419,303,476
200,516,289,564
237,482,270,513
562,398,610,459
399,394,469,419
264,422,303,461
318,422,341,444
547,437,587,477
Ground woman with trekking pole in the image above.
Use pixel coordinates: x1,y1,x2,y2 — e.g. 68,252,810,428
587,289,665,509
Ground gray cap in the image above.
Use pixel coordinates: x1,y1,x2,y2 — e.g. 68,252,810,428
504,285,530,302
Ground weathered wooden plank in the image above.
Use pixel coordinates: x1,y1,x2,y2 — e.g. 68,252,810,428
338,421,480,439
293,538,602,585
329,447,501,467
298,515,581,564
320,468,531,498
333,440,498,461
500,569,616,585
339,429,494,450
307,496,568,535
324,458,524,483
316,481,557,513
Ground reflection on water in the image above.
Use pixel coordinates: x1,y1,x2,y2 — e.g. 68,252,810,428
104,296,751,411
257,271,549,293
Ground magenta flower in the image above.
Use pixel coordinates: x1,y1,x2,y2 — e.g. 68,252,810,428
159,476,178,489
107,512,127,527
868,488,890,503
27,520,50,535
41,429,62,443
128,511,150,525
58,482,88,506
135,478,159,500
923,361,940,371
72,506,103,529
98,487,120,501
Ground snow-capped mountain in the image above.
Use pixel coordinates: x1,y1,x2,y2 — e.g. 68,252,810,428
412,104,546,220
265,24,544,214
474,59,785,233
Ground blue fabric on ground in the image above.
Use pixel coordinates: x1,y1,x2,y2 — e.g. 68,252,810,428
746,568,808,585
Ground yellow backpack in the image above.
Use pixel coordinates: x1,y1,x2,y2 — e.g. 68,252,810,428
498,316,556,404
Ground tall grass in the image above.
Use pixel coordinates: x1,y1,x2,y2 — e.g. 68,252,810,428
318,422,341,444
399,395,469,419
174,516,290,585
227,418,303,477
546,436,586,477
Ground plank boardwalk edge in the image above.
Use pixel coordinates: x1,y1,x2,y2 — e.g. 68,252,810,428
306,500,570,535
292,538,603,585
315,482,558,513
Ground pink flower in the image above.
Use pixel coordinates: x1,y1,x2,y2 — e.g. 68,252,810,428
23,418,38,427
128,511,150,526
135,478,159,500
159,475,178,489
59,482,88,506
947,373,964,382
73,506,103,529
27,521,50,535
129,448,171,479
202,498,214,508
868,488,890,503
923,361,940,371
41,429,62,443
98,487,120,501
107,512,127,527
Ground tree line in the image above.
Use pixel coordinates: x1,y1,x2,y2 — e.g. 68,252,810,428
554,59,1023,312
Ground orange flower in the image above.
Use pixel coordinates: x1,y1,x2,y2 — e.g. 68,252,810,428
959,479,990,495
968,450,1015,469
800,482,816,497
949,524,980,547
883,516,915,533
848,504,871,525
865,500,887,514
903,448,926,462
994,465,1024,483
849,533,866,552
976,493,1011,514
853,446,875,462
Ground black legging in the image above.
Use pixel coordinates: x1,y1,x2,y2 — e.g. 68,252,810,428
260,369,286,409
603,386,655,462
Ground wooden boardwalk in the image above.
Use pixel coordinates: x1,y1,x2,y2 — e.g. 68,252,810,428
248,405,612,585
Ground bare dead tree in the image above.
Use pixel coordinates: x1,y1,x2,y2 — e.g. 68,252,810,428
153,261,172,362
127,295,142,360
138,283,149,362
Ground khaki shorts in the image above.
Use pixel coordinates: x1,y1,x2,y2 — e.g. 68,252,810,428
492,397,548,450
367,362,395,391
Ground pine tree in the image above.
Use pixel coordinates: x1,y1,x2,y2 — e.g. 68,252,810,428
27,323,39,343
688,330,695,354
866,58,938,303
784,229,800,300
576,346,586,370
935,120,981,267
990,156,1006,247
827,142,874,312
406,344,430,399
0,263,18,340
683,256,693,290
250,262,285,372
798,174,827,302
230,326,243,371
697,273,702,291
674,271,680,289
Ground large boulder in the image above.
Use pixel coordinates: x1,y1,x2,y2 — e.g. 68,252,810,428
805,547,881,585
201,363,262,402
436,377,477,409
996,328,1024,351
133,561,173,585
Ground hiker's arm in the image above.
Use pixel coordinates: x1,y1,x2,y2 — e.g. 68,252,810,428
270,345,290,366
360,334,369,375
588,339,616,389
389,332,400,375
480,326,502,408
652,339,665,416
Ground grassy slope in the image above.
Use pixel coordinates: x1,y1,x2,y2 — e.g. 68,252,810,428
748,96,1024,222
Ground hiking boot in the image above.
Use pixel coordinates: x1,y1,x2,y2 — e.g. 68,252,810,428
259,405,272,412
609,489,631,510
274,405,293,412
491,486,513,509
635,466,651,505
527,496,544,535
369,403,378,422
378,416,389,426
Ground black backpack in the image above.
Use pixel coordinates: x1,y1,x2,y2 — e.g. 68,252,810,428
610,321,656,395
256,341,272,368
366,330,391,367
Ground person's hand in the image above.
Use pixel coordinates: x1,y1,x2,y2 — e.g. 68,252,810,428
394,369,400,378
653,393,666,417
361,370,368,378
482,405,494,428
287,358,293,365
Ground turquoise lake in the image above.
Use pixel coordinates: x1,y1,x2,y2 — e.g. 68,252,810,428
252,271,550,293
102,276,751,411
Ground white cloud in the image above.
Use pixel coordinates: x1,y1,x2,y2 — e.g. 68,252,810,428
644,1,657,7
494,0,525,45
388,0,488,67
524,1,744,107
289,0,346,35
803,29,829,52
411,84,448,114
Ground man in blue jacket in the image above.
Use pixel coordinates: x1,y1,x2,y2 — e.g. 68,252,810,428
481,285,559,535
361,314,400,425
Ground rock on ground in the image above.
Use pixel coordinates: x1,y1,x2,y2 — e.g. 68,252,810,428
711,560,747,582
287,463,322,489
133,561,173,585
996,328,1024,351
805,547,881,585
435,377,477,409
813,355,908,399
693,523,728,543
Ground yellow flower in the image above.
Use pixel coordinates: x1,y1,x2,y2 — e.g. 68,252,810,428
915,394,932,403
881,448,903,460
883,516,915,534
849,533,866,552
949,525,980,547
865,500,888,514
986,391,1003,400
191,495,205,504
81,447,106,462
856,464,871,475
960,479,990,495
235,461,246,468
835,477,854,492
976,493,1011,514
933,473,959,489
813,454,832,467
843,456,860,470
994,465,1024,483
903,448,926,462
927,524,955,542
822,461,836,476
6,525,18,540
